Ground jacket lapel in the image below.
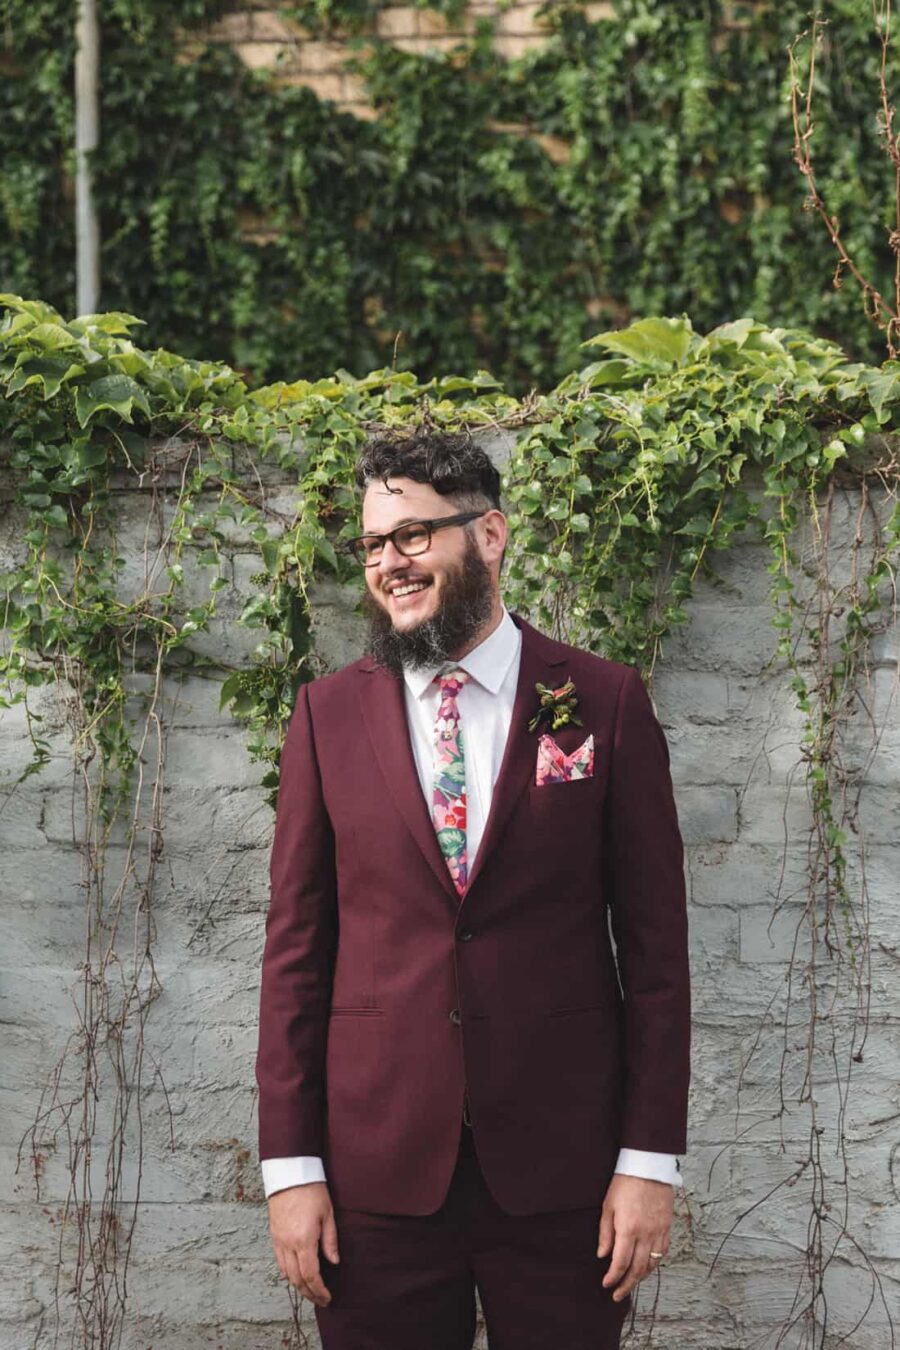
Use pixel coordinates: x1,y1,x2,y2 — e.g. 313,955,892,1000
464,615,567,896
357,615,570,905
358,662,459,902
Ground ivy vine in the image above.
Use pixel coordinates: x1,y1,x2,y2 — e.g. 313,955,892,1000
3,1,900,393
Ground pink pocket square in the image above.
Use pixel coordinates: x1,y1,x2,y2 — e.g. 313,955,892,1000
535,733,595,786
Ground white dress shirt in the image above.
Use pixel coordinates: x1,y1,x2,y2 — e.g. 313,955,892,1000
262,608,683,1196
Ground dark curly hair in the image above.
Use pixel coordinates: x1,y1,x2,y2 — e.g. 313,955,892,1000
354,430,502,511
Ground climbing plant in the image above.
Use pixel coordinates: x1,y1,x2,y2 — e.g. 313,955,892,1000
284,0,470,32
2,293,899,1346
3,0,900,392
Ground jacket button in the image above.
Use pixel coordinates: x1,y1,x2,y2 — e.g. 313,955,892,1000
449,1008,462,1025
458,929,473,942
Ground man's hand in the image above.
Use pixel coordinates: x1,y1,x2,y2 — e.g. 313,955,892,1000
597,1174,673,1302
268,1181,340,1307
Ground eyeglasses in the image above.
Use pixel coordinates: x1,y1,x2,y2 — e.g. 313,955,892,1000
346,511,486,567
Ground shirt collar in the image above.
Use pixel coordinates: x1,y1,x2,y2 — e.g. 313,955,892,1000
403,607,520,700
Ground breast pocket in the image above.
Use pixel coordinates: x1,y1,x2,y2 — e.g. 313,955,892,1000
516,773,603,872
535,732,596,787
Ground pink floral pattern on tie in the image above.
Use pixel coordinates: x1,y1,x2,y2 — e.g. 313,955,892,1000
433,670,470,895
535,732,595,786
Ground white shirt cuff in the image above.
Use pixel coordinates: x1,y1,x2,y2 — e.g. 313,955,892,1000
261,1156,327,1198
614,1148,683,1187
261,1149,683,1196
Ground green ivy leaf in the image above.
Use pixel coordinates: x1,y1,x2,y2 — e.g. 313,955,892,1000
73,375,152,428
69,312,145,336
586,317,694,369
859,366,900,421
674,515,715,536
260,538,281,573
6,356,86,399
314,538,339,571
16,322,83,351
822,439,847,468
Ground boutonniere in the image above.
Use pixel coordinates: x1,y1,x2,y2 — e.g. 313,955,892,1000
527,677,583,733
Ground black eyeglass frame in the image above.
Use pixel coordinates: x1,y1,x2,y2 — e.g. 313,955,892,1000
346,510,487,567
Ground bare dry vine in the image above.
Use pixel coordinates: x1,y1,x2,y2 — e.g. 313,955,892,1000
14,458,206,1349
791,3,900,354
707,463,899,1350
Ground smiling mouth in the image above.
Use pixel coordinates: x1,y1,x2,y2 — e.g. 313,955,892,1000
387,580,432,599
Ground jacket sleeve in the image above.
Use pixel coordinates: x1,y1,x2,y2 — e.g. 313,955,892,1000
604,665,691,1154
256,682,338,1161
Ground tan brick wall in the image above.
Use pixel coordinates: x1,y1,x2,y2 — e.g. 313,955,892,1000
185,2,616,121
178,1,618,242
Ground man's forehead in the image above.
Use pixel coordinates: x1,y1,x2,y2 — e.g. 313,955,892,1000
361,477,443,526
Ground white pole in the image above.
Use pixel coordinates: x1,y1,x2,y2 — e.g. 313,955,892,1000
75,0,100,316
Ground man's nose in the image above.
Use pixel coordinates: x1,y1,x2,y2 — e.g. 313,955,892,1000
378,538,411,573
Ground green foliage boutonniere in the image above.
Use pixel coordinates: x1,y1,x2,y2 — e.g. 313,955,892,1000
528,677,583,734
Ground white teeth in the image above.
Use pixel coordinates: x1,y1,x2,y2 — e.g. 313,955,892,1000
391,582,428,597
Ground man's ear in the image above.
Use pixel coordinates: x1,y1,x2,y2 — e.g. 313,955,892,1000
479,509,508,564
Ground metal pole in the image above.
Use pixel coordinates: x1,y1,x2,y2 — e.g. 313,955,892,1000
75,0,100,315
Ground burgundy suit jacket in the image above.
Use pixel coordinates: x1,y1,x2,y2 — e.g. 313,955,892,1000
256,614,690,1216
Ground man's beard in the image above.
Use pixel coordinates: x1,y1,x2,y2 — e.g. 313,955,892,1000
364,536,495,676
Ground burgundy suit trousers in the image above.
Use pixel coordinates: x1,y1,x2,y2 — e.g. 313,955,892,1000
315,1122,631,1350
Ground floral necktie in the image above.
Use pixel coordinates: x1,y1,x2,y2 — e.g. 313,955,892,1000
432,669,470,895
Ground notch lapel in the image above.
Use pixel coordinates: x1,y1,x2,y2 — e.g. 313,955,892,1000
463,616,567,896
358,664,459,902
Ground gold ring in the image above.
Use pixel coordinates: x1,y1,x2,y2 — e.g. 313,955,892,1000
649,1251,664,1259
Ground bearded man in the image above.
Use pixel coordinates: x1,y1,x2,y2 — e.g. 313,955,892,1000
255,431,691,1349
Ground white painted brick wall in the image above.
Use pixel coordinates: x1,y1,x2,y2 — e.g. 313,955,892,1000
1,463,898,1348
